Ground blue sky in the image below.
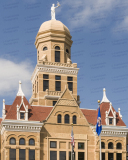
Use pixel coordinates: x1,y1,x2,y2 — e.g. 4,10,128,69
0,0,128,125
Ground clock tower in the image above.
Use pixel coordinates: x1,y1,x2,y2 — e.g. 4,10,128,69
29,19,79,106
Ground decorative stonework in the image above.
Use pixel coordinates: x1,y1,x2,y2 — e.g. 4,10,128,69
17,96,28,121
31,64,79,83
39,61,77,68
45,90,63,96
1,120,43,134
57,99,78,106
91,126,128,137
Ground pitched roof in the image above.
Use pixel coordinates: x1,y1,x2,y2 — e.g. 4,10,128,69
5,96,31,120
81,109,97,125
0,118,2,124
29,106,53,121
5,96,53,122
81,102,126,126
4,95,126,127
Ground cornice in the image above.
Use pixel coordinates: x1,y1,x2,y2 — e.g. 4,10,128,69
31,64,79,83
91,126,128,137
1,120,43,134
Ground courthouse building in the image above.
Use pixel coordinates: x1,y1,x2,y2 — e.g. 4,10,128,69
0,11,128,160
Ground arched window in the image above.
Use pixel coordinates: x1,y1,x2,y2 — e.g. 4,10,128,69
73,115,77,124
10,137,16,145
66,49,69,53
101,142,105,149
43,46,48,51
29,138,35,145
55,46,60,62
108,142,113,149
19,138,25,145
116,143,122,149
57,114,61,123
65,114,69,124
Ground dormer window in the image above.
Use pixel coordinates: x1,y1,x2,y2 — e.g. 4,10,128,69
16,81,28,121
20,112,25,120
109,118,113,125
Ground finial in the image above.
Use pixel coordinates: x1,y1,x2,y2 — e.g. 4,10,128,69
3,99,5,110
17,81,25,97
98,100,100,104
101,88,110,103
51,2,60,20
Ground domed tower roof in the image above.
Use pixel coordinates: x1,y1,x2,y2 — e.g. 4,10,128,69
37,19,71,36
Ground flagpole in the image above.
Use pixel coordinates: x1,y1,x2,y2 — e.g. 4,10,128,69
97,100,102,160
100,134,101,160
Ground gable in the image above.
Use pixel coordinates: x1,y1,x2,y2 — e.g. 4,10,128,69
46,87,90,126
61,89,73,99
108,110,113,117
20,104,25,111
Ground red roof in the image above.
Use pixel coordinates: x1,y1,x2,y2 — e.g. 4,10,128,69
4,96,126,127
81,102,126,126
20,104,25,111
5,96,53,122
81,109,97,125
0,118,2,124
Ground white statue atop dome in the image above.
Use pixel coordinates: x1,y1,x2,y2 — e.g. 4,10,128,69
51,2,60,20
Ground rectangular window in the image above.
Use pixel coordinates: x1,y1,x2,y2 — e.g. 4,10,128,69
116,153,122,160
43,74,49,79
67,76,73,92
55,51,60,62
67,77,73,81
20,113,25,119
29,150,35,160
55,81,61,91
109,118,113,125
43,80,49,91
78,143,84,149
50,141,57,148
59,151,66,160
10,149,16,160
55,75,61,80
19,149,25,160
53,101,57,106
69,152,75,160
78,152,84,160
102,153,105,160
50,151,57,160
68,82,73,92
108,153,113,160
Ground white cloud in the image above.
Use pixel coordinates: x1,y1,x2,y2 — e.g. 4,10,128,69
0,58,34,97
58,0,128,30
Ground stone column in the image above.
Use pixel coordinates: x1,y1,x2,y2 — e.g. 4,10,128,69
26,147,30,160
16,146,20,160
114,151,116,160
122,151,127,160
5,146,11,160
95,150,99,160
105,151,108,160
35,147,40,160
